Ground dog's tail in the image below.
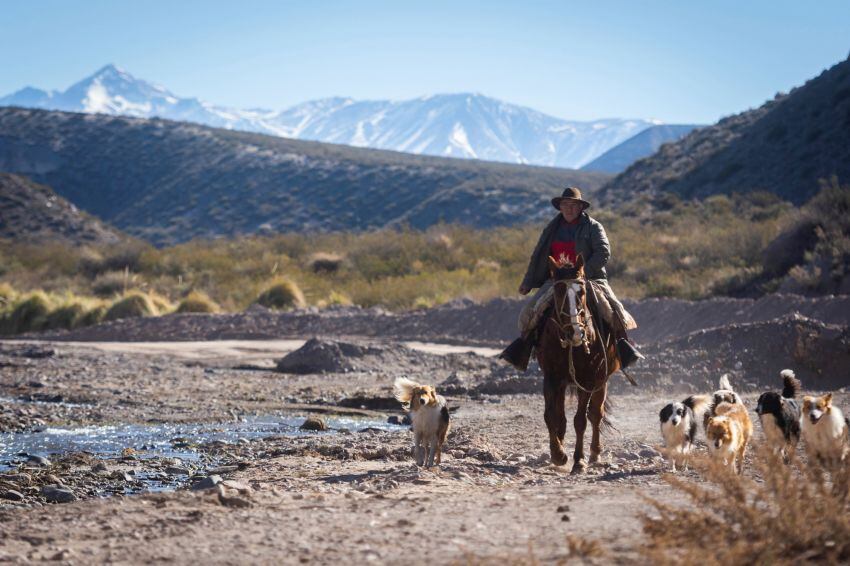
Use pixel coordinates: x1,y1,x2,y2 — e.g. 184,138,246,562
780,369,801,399
392,377,420,405
719,373,734,391
683,394,710,420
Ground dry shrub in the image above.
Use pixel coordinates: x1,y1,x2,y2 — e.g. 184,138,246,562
307,252,345,273
0,282,16,308
326,290,352,306
92,270,131,298
255,278,305,310
46,301,87,330
147,291,174,315
79,303,107,327
6,291,52,333
641,449,850,564
105,291,158,321
176,290,220,313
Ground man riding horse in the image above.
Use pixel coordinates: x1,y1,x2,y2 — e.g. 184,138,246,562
500,186,644,371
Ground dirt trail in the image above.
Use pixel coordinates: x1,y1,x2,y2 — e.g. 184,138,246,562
1,294,849,564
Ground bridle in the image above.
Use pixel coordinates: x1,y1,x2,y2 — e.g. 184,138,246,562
550,277,591,354
550,275,608,394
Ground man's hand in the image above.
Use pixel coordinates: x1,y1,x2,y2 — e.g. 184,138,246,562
518,284,531,295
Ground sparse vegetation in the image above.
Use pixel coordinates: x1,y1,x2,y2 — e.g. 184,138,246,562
641,450,850,565
255,278,305,310
176,290,220,313
0,184,846,335
104,291,158,321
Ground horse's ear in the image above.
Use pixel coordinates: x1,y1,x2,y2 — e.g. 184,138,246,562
548,255,559,274
575,254,585,273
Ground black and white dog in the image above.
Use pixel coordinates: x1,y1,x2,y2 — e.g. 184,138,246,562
659,394,709,471
755,369,801,462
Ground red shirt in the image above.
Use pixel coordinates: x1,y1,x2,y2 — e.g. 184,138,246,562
550,217,581,265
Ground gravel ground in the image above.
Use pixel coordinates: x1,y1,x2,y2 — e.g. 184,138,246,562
1,294,849,564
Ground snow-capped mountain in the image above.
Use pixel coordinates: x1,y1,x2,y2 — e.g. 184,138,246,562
0,64,661,168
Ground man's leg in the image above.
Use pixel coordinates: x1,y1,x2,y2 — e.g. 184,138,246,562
501,281,552,371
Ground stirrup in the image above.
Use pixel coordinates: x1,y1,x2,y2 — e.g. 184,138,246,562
499,337,533,372
616,338,644,370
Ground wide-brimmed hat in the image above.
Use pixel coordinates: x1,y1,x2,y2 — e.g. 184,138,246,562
551,186,590,210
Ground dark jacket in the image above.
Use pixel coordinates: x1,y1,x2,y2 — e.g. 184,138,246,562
521,212,610,289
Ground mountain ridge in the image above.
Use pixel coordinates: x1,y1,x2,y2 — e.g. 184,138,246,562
599,56,850,205
1,64,672,169
0,106,609,246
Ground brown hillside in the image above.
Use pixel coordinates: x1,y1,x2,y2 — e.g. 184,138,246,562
0,107,608,246
599,55,850,205
0,173,124,245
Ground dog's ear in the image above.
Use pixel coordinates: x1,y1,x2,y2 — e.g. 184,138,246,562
802,396,812,411
823,393,833,408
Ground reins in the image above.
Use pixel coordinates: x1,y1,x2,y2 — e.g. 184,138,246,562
550,277,607,395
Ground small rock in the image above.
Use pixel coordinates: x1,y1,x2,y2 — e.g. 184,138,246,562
41,485,76,503
386,416,402,425
300,417,327,431
220,480,252,493
1,490,25,501
165,467,190,476
44,474,62,484
208,465,238,475
561,514,570,522
216,485,252,508
27,455,51,467
638,448,661,459
111,471,134,482
191,475,223,490
92,462,108,473
556,505,570,513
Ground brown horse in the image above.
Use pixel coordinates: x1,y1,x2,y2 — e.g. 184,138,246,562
538,254,620,473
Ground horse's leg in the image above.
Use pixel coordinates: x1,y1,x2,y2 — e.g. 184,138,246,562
544,375,569,466
571,390,590,474
588,382,608,464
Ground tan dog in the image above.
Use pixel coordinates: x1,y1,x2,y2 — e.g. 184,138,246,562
801,393,848,466
706,401,753,474
393,377,450,467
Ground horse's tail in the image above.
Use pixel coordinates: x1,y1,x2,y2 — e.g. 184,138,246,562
392,377,420,405
602,396,616,432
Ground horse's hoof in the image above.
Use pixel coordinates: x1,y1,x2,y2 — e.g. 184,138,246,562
571,459,587,475
589,452,605,466
550,450,569,467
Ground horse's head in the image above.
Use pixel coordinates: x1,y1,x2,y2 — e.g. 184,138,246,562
548,254,588,348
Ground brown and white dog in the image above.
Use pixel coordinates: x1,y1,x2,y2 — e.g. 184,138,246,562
393,377,450,467
706,401,753,474
801,393,848,466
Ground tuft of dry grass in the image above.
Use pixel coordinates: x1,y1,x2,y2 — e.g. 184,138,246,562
176,290,220,313
255,278,305,310
104,291,159,321
641,449,850,565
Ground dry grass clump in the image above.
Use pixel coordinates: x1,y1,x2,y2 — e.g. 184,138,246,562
92,270,131,298
5,291,52,333
641,449,850,565
176,290,220,313
0,282,17,308
104,291,159,321
307,252,346,274
255,278,305,310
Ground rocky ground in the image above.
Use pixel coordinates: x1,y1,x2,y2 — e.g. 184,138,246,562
1,294,849,563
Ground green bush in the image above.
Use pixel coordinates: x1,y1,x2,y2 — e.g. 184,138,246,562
79,303,108,327
46,301,86,330
255,278,305,310
105,292,158,321
8,291,52,333
176,291,220,313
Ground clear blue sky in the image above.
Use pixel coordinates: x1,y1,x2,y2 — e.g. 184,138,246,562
2,0,848,123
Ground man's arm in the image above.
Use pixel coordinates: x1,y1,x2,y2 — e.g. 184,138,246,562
584,221,611,275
